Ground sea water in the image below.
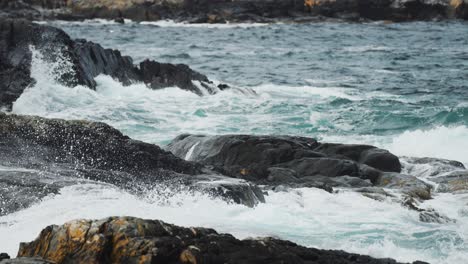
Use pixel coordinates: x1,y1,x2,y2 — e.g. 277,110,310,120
1,20,468,263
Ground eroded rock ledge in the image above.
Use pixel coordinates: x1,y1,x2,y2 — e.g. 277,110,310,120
1,216,428,264
0,18,223,110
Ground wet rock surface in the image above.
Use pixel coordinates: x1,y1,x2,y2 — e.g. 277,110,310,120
402,157,468,194
13,216,428,264
0,113,264,212
167,134,434,199
0,18,220,110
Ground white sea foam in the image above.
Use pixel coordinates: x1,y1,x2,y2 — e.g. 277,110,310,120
385,126,468,166
140,20,269,28
343,45,394,53
0,184,466,263
35,19,134,26
322,127,468,169
4,45,468,264
185,141,200,161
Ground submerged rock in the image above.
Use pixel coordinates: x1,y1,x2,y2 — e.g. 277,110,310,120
402,156,468,194
0,18,220,110
432,170,468,193
14,216,427,264
402,156,466,178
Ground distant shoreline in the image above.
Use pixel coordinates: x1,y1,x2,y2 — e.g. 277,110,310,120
2,0,467,24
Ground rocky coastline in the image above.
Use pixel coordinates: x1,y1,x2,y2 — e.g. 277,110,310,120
0,18,224,110
1,0,467,23
0,217,430,264
1,17,467,264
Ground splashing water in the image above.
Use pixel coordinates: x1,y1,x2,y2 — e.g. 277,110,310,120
1,183,468,263
4,21,468,263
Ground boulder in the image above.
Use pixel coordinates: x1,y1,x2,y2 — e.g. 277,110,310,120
376,172,432,200
15,216,428,264
314,143,402,172
167,134,401,188
0,254,9,261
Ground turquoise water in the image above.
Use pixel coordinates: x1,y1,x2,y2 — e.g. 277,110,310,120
40,20,468,137
3,20,468,263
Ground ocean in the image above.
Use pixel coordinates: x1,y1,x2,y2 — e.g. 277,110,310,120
1,19,467,263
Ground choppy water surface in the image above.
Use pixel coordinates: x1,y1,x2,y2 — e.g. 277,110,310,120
2,20,468,263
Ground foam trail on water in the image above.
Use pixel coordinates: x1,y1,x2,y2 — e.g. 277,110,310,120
140,20,269,28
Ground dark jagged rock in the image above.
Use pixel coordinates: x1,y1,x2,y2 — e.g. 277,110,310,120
167,134,399,182
167,134,434,199
0,113,264,212
138,59,217,95
0,19,92,110
0,113,199,175
0,18,219,110
14,216,428,264
1,0,468,22
0,254,10,262
72,39,140,86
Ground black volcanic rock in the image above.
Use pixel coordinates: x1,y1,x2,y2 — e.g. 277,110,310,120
0,18,220,110
14,216,428,264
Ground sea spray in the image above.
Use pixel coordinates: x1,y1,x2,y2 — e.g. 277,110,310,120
0,183,467,263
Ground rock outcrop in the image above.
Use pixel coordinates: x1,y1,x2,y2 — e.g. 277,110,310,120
0,113,264,214
13,216,428,264
0,18,220,110
1,0,468,22
167,134,432,199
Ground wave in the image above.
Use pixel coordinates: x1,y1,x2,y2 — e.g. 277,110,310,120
320,125,468,167
343,45,394,53
34,18,134,26
140,20,269,29
386,126,468,166
11,48,468,166
1,183,467,263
